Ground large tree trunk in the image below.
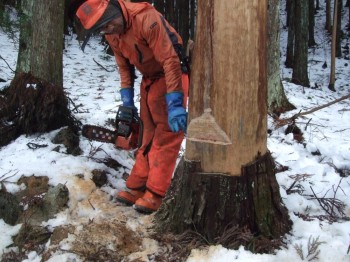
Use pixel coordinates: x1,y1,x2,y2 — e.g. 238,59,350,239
16,0,64,86
292,0,310,87
156,0,291,248
267,0,295,114
186,0,268,174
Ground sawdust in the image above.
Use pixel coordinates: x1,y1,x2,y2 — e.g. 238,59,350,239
41,175,159,261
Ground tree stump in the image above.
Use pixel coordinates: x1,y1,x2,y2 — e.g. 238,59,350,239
155,151,291,247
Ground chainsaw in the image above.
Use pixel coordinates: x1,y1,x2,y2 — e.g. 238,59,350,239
82,106,143,150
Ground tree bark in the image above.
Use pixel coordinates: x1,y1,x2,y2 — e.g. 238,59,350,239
267,0,295,114
292,0,310,87
16,0,64,87
156,153,292,244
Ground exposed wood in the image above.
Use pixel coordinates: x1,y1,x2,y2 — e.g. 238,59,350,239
185,0,267,175
156,0,291,248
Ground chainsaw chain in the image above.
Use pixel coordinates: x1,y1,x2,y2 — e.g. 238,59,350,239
82,125,117,144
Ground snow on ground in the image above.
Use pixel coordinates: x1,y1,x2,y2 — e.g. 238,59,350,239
0,1,350,261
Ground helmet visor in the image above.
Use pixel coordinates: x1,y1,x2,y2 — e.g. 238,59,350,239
78,2,122,51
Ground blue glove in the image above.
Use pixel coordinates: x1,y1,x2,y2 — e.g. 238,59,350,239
120,87,137,113
165,92,187,132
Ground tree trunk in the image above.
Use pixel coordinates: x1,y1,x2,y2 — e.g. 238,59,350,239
267,0,295,114
186,0,268,174
285,0,295,68
177,0,190,47
189,0,196,40
329,0,339,91
335,0,342,58
155,0,291,247
2,0,77,147
308,0,317,47
292,0,310,87
16,0,64,87
316,0,320,10
165,0,175,27
348,0,350,32
325,0,332,33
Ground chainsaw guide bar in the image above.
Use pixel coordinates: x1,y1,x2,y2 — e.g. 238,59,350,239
82,106,143,150
82,125,117,144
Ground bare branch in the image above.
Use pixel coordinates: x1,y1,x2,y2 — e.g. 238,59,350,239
93,58,115,72
273,93,350,128
0,54,15,73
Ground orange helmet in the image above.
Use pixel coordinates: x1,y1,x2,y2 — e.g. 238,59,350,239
76,0,122,50
76,0,110,30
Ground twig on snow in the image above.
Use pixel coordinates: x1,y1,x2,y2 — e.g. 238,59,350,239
273,93,350,128
93,58,115,72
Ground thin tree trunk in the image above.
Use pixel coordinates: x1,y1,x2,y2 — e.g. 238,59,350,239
316,0,320,10
177,0,190,47
267,0,295,114
189,0,196,40
285,0,295,68
325,0,332,33
164,0,175,27
335,0,342,57
308,0,317,46
292,0,310,87
348,0,350,32
329,0,339,91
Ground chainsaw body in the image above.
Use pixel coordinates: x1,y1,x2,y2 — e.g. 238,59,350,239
115,106,142,150
82,106,143,151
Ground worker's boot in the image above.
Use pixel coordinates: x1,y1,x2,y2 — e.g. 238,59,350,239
116,189,145,206
134,190,162,214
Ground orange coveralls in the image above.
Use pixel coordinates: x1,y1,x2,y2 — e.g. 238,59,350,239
105,0,186,197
